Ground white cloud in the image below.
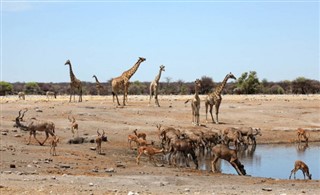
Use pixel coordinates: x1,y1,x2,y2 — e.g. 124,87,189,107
2,1,33,12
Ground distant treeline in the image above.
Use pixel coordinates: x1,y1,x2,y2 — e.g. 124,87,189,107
1,71,320,96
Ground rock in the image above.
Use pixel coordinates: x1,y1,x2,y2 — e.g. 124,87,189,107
128,191,139,195
35,108,43,112
262,188,272,191
105,168,115,173
14,134,22,137
60,164,71,169
1,132,7,135
116,164,125,168
89,183,94,187
3,171,12,174
10,164,16,168
90,147,96,151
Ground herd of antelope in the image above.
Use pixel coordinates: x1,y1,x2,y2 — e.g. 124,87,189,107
12,104,313,180
12,107,313,180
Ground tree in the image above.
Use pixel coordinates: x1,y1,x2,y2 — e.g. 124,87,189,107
201,76,214,94
236,71,261,94
24,82,41,94
128,80,147,95
292,77,320,94
269,84,285,94
0,81,13,95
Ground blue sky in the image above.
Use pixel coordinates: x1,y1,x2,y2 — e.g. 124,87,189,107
1,1,319,83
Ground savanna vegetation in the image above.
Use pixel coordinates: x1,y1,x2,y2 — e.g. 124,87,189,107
1,71,319,96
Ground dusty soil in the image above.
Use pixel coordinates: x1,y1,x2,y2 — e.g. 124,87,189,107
1,94,320,195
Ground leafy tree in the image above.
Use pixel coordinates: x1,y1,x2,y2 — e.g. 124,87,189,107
236,71,261,94
292,77,320,94
0,81,13,95
201,76,214,94
24,82,41,94
128,80,147,95
163,77,175,95
269,84,285,94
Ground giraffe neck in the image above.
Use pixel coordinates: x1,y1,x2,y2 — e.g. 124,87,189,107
122,59,144,80
93,76,100,84
154,69,163,83
68,63,76,82
195,83,200,96
215,75,230,96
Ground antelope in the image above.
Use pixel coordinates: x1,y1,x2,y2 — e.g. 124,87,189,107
14,109,55,146
133,129,147,140
128,134,152,149
50,135,59,156
128,134,139,149
68,115,79,137
96,130,105,154
211,144,246,175
136,146,165,165
289,160,312,180
296,128,309,143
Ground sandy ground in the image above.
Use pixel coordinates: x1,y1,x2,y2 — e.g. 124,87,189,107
1,94,320,195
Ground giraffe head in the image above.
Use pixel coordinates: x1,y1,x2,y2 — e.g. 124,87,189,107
195,79,202,89
139,57,146,62
92,75,96,78
228,72,237,80
64,59,71,65
160,65,165,72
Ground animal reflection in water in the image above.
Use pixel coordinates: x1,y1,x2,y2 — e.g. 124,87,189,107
296,142,309,153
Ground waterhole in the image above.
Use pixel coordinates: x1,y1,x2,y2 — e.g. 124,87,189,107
199,142,320,179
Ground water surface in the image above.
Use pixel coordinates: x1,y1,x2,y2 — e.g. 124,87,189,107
200,143,320,179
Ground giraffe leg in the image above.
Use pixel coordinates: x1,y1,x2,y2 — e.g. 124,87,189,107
191,105,195,125
79,87,83,102
69,89,73,102
155,96,160,107
195,105,200,126
205,102,209,123
215,102,221,124
149,88,153,106
123,94,126,106
209,104,215,123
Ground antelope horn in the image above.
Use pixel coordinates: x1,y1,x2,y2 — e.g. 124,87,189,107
20,108,28,120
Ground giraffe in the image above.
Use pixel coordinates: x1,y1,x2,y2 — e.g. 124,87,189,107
92,75,104,95
149,65,165,107
111,57,146,106
205,72,236,124
64,59,83,102
185,79,202,126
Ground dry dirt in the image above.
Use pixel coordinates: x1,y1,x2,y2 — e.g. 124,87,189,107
1,94,320,195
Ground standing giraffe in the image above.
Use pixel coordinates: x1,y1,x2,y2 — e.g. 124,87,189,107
205,72,236,124
64,59,83,102
185,79,202,126
149,65,165,107
92,75,104,95
111,57,146,106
